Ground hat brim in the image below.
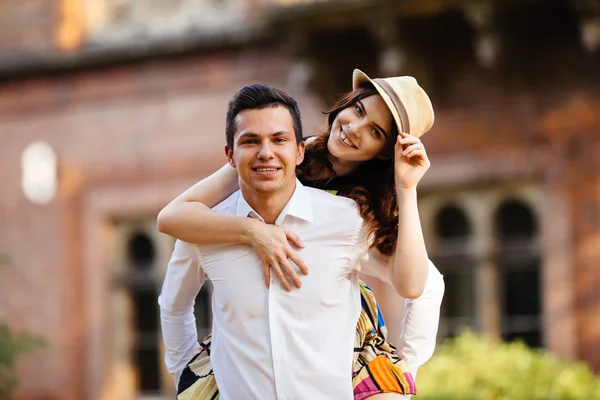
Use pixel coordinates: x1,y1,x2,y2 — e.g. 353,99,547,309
352,69,406,136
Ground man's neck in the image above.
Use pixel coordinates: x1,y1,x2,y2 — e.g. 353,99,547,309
241,180,297,224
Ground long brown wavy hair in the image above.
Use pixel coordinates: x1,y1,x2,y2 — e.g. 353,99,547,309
297,85,399,256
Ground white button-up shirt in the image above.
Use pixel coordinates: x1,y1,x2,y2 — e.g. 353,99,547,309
160,180,382,399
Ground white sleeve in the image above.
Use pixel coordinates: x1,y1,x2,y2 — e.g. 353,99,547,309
396,260,444,375
357,248,392,283
158,240,207,384
355,226,392,283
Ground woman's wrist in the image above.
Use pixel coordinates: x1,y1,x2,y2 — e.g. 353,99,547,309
240,217,262,246
396,185,418,198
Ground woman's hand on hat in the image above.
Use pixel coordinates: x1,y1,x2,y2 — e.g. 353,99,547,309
246,221,309,291
394,131,431,190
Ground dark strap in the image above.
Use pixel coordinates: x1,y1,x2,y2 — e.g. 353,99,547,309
374,78,410,134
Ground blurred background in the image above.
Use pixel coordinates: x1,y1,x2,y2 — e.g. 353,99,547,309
1,0,600,399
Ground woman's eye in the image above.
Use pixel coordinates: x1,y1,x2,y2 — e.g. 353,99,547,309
354,105,363,116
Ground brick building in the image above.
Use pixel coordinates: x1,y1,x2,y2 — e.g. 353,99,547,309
0,0,599,399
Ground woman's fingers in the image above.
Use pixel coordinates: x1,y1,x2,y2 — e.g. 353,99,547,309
398,132,419,143
269,258,292,291
263,263,271,288
262,254,305,291
284,228,308,278
288,250,309,276
399,133,418,143
401,143,423,156
254,225,307,290
404,149,428,164
285,229,305,249
279,258,302,289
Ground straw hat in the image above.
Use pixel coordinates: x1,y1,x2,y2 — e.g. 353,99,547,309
352,69,434,138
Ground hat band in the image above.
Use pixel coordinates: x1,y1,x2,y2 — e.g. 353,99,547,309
374,78,410,134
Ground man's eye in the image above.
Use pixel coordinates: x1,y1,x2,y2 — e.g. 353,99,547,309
242,140,257,144
275,138,287,143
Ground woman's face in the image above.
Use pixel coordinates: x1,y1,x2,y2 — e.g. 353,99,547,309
328,94,395,162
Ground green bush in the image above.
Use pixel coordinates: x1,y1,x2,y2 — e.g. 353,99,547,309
417,330,600,400
0,254,46,397
0,323,46,397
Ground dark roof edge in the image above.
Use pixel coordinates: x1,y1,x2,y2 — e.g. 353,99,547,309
0,26,268,80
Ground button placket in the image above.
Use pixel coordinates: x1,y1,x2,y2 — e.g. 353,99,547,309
268,279,285,398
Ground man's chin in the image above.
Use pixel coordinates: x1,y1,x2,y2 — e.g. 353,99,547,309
250,182,282,194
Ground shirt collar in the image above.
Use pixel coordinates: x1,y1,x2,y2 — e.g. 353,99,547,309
235,179,314,224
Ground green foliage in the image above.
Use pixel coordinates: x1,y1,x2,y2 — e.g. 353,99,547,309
0,323,47,397
417,330,600,400
0,253,9,266
0,253,46,397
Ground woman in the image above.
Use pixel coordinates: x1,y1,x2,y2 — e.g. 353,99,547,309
159,70,444,399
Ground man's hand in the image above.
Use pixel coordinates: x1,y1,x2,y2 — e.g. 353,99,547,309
244,221,309,291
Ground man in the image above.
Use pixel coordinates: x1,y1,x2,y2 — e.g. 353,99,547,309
159,83,422,399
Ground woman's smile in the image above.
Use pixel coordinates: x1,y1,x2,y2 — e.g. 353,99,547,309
339,129,357,148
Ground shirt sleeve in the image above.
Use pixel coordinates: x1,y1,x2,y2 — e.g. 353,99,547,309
158,239,207,384
395,260,445,375
354,225,392,284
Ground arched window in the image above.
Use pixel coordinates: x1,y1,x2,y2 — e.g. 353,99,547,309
437,205,471,238
497,200,538,242
128,232,155,266
495,200,542,347
127,231,161,393
434,205,476,337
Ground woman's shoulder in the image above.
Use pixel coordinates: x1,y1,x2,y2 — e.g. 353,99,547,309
303,187,362,232
304,185,358,210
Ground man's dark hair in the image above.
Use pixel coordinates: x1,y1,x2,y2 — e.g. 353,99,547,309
225,83,303,148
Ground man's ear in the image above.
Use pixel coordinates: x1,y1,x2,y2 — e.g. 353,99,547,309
296,141,305,166
225,145,236,168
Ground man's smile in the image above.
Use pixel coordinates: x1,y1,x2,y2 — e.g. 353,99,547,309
252,165,282,176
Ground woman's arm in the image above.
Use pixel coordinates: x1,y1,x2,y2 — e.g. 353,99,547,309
388,132,431,299
157,164,308,290
389,188,429,298
157,164,247,245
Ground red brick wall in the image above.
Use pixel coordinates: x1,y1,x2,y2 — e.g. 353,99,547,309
2,42,600,400
0,0,55,54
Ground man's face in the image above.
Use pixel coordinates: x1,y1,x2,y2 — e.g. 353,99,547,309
225,106,305,195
